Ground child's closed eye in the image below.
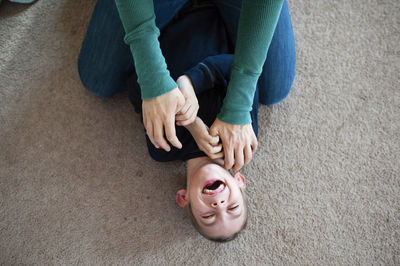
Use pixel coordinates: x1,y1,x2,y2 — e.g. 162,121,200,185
228,205,239,211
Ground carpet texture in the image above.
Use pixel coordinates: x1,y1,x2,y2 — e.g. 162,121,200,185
0,0,399,264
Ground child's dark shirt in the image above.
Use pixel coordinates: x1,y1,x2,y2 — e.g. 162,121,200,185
127,3,259,162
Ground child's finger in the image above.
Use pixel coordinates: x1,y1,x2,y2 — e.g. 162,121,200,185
176,106,196,126
209,152,224,159
176,103,190,120
207,144,222,154
209,135,220,145
178,117,195,126
176,104,194,121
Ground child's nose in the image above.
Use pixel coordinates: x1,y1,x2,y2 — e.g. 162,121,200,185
211,200,226,208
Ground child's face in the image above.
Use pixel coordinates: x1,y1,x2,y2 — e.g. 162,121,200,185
176,163,246,239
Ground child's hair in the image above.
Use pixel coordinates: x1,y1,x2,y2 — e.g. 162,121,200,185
185,189,248,242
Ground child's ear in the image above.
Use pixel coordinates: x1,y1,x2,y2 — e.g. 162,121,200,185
176,189,188,208
233,172,246,189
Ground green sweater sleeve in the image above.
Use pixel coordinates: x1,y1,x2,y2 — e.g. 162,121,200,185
114,0,177,100
115,0,284,123
217,0,284,125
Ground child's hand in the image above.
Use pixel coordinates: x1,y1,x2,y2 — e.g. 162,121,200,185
176,75,199,126
187,117,224,159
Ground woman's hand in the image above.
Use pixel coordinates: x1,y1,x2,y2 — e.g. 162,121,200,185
142,88,185,152
186,117,223,160
210,118,258,171
176,75,199,126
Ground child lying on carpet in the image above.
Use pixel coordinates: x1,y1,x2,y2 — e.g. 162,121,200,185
128,56,259,242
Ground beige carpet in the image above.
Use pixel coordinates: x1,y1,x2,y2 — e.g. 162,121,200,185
1,0,399,264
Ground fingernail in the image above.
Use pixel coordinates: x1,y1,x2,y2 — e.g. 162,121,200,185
157,146,161,149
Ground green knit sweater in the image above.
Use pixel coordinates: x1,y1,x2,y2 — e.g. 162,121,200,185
115,0,284,125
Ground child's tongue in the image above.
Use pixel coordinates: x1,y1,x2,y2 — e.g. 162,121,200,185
203,180,225,195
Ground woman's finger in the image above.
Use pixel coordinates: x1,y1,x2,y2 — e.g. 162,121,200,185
244,144,253,165
145,122,158,148
251,137,258,153
164,115,182,149
154,119,171,152
232,146,244,171
149,135,159,149
223,143,235,170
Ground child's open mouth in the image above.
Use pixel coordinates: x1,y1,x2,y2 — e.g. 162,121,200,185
202,179,226,196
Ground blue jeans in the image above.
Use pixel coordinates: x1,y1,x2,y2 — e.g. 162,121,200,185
78,0,296,105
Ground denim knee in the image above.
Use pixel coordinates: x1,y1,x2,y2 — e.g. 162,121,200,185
77,53,126,99
259,68,295,106
76,0,132,98
77,65,110,98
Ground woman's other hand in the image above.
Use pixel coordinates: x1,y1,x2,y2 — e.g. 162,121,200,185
175,75,199,126
210,118,258,171
142,88,185,152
